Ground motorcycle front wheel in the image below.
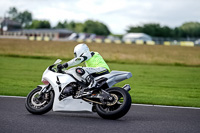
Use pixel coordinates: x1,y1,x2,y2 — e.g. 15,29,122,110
25,86,54,115
96,87,131,120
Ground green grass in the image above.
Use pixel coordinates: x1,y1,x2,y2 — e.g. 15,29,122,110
112,63,200,107
0,56,200,107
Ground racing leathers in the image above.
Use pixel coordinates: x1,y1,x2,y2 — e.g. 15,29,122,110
61,52,110,89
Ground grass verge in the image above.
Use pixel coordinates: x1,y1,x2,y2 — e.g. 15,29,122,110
0,56,199,107
1,38,200,66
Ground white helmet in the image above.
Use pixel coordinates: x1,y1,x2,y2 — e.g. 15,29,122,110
74,43,91,58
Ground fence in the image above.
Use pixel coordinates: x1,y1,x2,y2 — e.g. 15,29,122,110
73,38,198,47
23,35,200,47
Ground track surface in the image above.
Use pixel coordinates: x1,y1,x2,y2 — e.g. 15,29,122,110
0,97,200,133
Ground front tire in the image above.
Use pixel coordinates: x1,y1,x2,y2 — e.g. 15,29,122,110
25,87,54,115
96,87,131,120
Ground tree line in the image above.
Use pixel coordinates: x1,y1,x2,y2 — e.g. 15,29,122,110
7,7,110,36
126,22,200,38
6,7,200,38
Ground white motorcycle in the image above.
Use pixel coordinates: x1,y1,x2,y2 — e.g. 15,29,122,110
25,59,132,120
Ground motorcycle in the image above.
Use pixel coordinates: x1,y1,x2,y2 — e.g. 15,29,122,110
25,59,132,120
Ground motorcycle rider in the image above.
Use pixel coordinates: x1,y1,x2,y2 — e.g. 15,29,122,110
57,43,110,95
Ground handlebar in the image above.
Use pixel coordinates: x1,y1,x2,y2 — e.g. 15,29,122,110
48,64,65,73
48,64,56,72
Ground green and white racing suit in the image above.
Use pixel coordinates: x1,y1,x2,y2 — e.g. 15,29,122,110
63,52,110,88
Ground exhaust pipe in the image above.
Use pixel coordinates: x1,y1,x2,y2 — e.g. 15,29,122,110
122,84,131,91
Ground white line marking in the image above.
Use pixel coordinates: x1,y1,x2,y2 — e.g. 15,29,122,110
0,95,26,99
131,103,200,110
0,95,199,110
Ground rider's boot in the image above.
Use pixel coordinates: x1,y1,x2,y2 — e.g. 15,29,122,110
75,67,98,96
81,75,97,96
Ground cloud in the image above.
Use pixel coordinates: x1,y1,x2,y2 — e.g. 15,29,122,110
0,0,200,34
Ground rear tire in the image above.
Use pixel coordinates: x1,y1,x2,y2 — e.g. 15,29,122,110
96,87,131,120
25,87,54,115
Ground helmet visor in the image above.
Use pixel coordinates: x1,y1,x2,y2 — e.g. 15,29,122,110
74,52,77,57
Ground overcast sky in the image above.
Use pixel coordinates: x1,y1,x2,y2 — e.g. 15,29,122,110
0,0,199,34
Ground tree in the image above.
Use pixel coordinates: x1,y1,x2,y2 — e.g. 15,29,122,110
17,11,32,27
142,23,161,37
68,21,76,31
126,22,200,38
55,20,68,29
26,20,51,29
179,22,200,38
127,23,173,38
83,20,110,35
7,7,18,20
7,7,32,28
74,22,84,33
55,20,111,35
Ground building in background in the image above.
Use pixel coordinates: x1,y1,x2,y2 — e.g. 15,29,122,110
122,33,152,42
0,17,73,40
22,29,73,40
0,17,21,34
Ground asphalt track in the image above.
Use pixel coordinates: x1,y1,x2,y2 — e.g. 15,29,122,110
0,96,200,133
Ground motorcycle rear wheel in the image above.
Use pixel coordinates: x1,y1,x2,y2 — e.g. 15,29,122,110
25,86,54,115
96,87,131,120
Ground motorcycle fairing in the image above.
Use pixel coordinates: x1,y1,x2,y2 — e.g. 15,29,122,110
53,76,93,112
95,70,132,87
42,67,93,112
42,67,132,112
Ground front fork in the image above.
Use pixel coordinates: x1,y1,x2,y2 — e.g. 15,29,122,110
37,84,52,100
38,84,52,93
